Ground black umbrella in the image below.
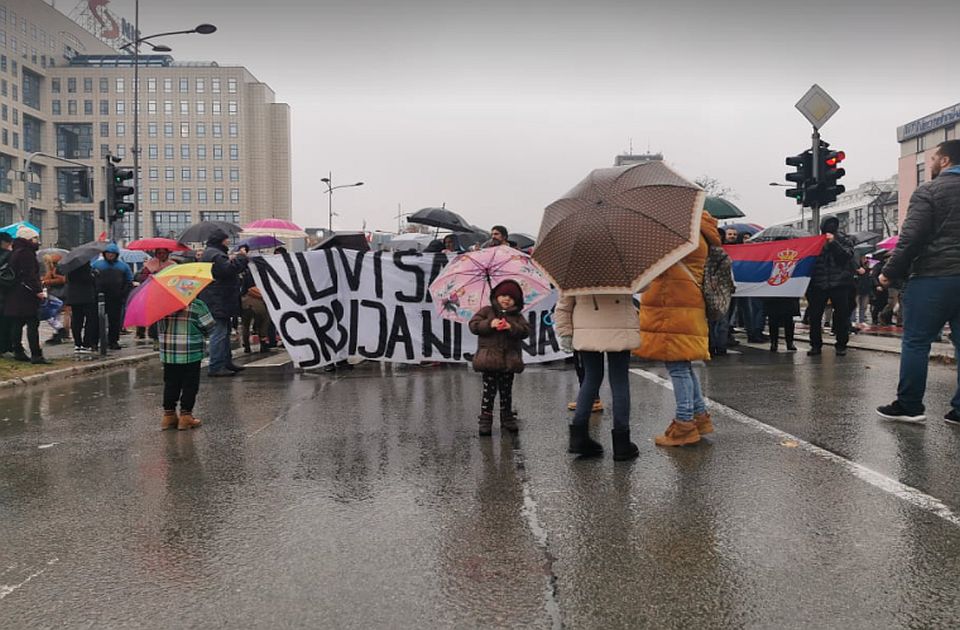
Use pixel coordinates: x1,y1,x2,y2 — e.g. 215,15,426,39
457,231,488,249
849,230,883,245
312,231,370,253
57,241,107,275
178,220,243,244
509,233,536,250
749,225,810,242
407,207,475,233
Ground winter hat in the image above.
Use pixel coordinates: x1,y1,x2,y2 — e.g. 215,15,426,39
16,225,39,240
820,216,840,235
105,242,121,254
492,280,523,307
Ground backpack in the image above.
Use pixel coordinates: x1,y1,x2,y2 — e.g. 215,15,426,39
681,245,736,321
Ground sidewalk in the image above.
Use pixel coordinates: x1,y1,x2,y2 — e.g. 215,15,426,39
0,331,157,390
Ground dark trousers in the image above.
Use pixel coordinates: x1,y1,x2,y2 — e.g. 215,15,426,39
0,314,11,353
104,296,123,345
806,286,851,349
481,372,514,415
573,350,604,387
572,350,631,430
768,315,795,347
163,362,202,413
71,302,99,349
10,317,41,357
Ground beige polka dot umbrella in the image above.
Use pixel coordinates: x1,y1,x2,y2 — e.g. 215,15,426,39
532,161,706,295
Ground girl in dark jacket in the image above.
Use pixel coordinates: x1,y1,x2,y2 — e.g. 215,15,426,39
468,280,530,436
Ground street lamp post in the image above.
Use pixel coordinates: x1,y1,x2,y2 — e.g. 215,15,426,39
320,172,364,232
120,1,216,240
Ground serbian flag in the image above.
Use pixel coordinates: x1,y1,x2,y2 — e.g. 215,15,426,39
723,235,827,298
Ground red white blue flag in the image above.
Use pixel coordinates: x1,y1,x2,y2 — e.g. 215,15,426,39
723,235,827,298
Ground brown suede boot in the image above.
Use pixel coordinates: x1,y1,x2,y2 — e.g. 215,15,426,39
478,412,493,436
161,410,179,431
178,412,202,430
654,420,701,447
694,412,714,435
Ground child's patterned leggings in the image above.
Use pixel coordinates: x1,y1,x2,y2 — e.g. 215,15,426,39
481,372,514,415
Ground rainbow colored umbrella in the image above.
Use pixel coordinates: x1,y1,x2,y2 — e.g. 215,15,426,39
428,246,553,322
123,263,213,328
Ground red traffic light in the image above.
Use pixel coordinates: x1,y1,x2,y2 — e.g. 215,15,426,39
825,151,846,166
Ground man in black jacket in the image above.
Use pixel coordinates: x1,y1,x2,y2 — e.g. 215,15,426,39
877,140,960,423
0,232,13,356
198,229,248,377
805,216,855,356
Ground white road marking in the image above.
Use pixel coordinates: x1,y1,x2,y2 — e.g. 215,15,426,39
0,558,58,601
37,443,59,450
630,367,960,529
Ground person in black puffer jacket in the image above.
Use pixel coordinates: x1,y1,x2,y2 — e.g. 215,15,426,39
805,216,855,356
198,228,248,376
64,261,99,351
3,226,48,363
0,232,13,355
468,280,529,436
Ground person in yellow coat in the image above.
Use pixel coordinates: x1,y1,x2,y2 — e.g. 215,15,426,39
635,211,721,446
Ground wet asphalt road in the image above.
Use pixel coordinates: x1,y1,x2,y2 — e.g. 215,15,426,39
4,344,960,628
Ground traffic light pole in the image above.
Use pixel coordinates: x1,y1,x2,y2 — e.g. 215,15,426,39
810,128,821,235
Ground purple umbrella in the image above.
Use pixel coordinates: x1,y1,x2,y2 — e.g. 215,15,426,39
234,235,285,251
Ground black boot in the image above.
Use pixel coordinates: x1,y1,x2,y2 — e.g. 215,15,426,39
612,429,639,461
478,412,493,437
500,410,519,433
568,424,603,457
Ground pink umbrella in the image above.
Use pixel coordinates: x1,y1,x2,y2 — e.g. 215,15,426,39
429,246,553,323
877,235,899,250
242,218,307,239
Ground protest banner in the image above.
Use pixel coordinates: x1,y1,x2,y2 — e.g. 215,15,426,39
249,250,566,369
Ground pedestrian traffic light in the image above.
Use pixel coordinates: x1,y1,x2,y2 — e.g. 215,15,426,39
785,149,813,206
107,158,135,222
818,142,846,206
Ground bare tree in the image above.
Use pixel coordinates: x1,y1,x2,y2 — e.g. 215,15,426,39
695,176,738,199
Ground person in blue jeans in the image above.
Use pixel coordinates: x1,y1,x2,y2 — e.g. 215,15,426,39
197,228,249,377
878,140,960,423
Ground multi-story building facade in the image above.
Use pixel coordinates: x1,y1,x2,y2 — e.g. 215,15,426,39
897,102,959,227
0,0,290,246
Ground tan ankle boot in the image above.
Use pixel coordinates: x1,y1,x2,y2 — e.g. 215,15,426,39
161,410,178,431
655,420,701,447
694,412,714,435
178,412,202,430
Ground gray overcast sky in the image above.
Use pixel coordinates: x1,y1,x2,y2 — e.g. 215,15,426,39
96,0,959,234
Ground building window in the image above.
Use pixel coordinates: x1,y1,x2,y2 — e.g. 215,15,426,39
163,100,172,115
180,122,189,137
99,143,108,158
150,189,159,203
917,162,925,185
164,122,173,137
197,188,208,203
196,100,205,115
51,99,60,115
229,168,240,182
164,145,174,160
197,168,207,181
213,189,224,204
196,122,206,137
230,189,239,204
147,77,156,93
213,144,223,160
147,100,156,114
115,144,125,159
228,122,238,137
99,99,108,115
67,77,76,93
211,78,220,93
116,100,125,115
917,136,925,153
212,100,221,115
212,122,222,137
180,144,190,159
229,144,238,160
202,211,240,223
180,188,191,203
148,144,158,159
165,189,175,203
197,144,207,159
51,77,60,93
99,77,108,93
115,77,124,93
153,211,191,238
149,167,158,181
83,99,92,115
227,101,238,115
213,167,223,181
196,78,205,93
55,123,93,159
115,122,125,137
57,167,92,203
163,78,172,93
179,78,188,93
181,167,191,181
67,99,76,115
1,105,5,121
948,126,957,141
21,68,39,109
180,100,188,115
83,77,92,93
227,78,237,94
99,122,108,137
0,155,11,194
147,121,157,137
2,130,8,146
23,114,41,152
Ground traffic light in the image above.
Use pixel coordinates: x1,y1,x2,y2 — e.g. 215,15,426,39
107,157,135,222
817,141,846,206
785,149,813,206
